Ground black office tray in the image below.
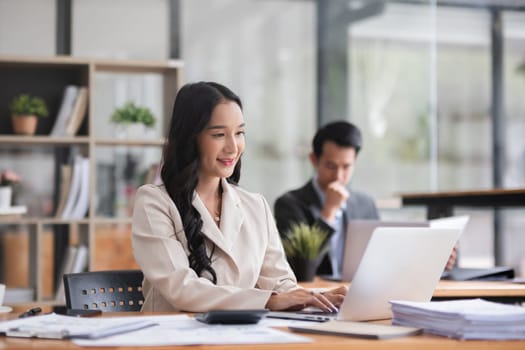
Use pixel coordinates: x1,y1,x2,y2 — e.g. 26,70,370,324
441,267,514,281
195,310,268,324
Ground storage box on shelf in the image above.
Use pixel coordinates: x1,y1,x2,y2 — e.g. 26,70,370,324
0,55,183,306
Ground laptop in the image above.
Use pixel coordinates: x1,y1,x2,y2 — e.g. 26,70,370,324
428,216,513,281
268,226,462,322
429,215,469,231
341,220,428,282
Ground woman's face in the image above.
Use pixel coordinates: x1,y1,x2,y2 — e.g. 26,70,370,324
197,101,245,182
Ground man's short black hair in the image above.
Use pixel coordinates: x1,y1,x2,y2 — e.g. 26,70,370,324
312,120,362,158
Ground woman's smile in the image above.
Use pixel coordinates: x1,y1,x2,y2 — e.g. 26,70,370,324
218,157,236,167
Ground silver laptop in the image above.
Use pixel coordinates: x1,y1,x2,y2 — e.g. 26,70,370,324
429,215,469,231
338,226,462,321
341,220,428,282
268,226,461,322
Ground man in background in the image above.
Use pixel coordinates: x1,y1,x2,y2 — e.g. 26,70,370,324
274,121,378,278
274,120,457,278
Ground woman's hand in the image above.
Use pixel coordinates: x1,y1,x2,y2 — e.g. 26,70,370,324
445,245,458,271
265,288,341,312
319,285,347,307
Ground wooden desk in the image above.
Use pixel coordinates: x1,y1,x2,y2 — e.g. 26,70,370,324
399,187,525,264
433,280,525,303
0,312,524,349
399,188,525,219
301,279,525,303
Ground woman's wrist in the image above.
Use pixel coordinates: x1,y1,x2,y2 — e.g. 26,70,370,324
265,291,279,310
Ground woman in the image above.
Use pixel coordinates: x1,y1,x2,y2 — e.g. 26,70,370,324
132,82,346,312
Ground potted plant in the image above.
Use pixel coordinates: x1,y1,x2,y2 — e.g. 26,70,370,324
111,101,156,139
282,223,331,282
9,94,49,135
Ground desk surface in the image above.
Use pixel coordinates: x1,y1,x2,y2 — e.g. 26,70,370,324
1,280,524,349
433,280,525,298
399,187,525,209
398,188,525,264
302,278,525,302
1,311,524,350
400,187,525,200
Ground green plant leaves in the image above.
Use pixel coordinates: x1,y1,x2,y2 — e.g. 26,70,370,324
282,223,329,260
110,101,156,127
9,94,49,118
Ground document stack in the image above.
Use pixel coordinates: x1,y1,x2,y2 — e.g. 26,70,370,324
390,298,525,340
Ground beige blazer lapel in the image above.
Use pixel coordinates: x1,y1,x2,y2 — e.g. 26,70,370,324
191,179,244,260
192,193,230,256
219,178,244,251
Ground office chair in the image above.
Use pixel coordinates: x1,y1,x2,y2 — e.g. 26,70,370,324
63,270,144,312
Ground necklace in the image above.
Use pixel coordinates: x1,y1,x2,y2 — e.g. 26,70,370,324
207,197,221,224
201,184,222,225
214,186,223,224
213,210,220,223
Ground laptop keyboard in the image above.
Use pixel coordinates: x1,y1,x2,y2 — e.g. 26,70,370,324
297,310,338,316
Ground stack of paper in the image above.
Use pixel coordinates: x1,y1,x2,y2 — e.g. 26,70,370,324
390,298,525,340
0,313,156,339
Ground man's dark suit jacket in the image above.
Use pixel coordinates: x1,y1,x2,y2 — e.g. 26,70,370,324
274,180,379,276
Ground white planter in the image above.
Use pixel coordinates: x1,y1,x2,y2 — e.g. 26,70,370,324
115,123,148,139
0,186,12,209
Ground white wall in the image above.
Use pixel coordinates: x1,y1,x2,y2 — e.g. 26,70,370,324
72,0,168,59
0,0,55,55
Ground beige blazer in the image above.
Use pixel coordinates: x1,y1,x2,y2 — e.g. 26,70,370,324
132,178,298,312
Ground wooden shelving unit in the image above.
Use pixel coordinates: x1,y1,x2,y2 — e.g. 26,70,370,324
0,55,183,306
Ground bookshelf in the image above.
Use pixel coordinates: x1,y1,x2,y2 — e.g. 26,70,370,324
0,55,183,306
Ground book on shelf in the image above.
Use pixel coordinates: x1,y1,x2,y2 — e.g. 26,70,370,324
60,155,89,219
55,244,88,303
54,245,78,303
70,244,88,275
50,85,79,136
64,87,88,136
60,155,82,219
69,157,90,219
0,206,27,221
54,163,73,217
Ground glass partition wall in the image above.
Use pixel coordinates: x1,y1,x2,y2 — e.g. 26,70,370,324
0,0,524,278
349,1,525,271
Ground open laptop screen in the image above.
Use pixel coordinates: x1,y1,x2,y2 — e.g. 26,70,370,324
341,220,428,282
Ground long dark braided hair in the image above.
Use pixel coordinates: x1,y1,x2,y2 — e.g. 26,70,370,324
161,82,242,284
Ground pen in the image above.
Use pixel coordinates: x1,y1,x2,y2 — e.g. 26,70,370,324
18,307,42,318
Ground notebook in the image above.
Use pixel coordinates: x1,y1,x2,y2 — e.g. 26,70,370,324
429,215,469,231
341,220,428,282
268,226,462,322
289,320,422,339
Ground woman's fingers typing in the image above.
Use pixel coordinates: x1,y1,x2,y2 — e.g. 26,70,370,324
321,286,347,307
311,291,339,312
265,288,339,312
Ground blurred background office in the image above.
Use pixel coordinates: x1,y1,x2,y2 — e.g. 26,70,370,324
0,0,524,276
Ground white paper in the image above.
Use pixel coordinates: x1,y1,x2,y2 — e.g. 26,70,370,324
391,298,525,340
73,314,311,347
0,313,156,339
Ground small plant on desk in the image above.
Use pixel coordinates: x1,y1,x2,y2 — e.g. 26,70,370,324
282,223,330,282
